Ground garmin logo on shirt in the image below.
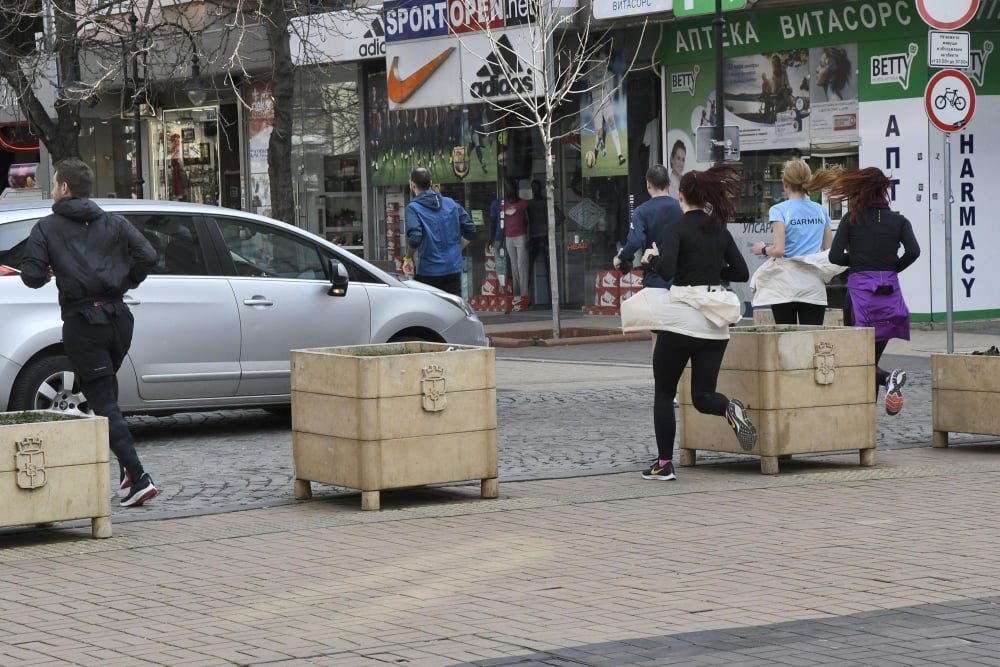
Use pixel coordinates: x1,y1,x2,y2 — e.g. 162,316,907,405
787,217,826,226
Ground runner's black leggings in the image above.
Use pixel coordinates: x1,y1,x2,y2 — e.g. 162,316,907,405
770,301,826,325
652,330,731,461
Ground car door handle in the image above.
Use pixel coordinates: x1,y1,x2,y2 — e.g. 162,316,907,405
243,296,274,307
124,296,140,306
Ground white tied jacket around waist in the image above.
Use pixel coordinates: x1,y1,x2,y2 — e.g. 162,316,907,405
621,285,743,339
749,251,847,307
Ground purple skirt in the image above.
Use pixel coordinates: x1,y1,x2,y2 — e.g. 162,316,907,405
848,271,910,342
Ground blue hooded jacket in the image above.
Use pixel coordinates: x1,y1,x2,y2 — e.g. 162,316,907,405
405,190,476,276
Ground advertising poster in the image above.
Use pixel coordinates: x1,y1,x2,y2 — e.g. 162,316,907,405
664,61,716,197
723,50,811,151
808,43,860,144
367,72,498,187
249,81,274,216
580,37,629,178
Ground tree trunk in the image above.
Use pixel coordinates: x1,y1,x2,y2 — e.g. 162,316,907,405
263,0,296,225
543,139,562,339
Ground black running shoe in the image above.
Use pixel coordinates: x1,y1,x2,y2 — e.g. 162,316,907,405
121,473,157,507
726,399,758,451
641,460,676,480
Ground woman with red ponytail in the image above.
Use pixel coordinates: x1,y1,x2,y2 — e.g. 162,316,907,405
827,167,920,416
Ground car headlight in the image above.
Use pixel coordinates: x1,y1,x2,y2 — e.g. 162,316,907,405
431,290,476,318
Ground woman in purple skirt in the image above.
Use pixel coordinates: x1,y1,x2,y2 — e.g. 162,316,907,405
827,167,921,416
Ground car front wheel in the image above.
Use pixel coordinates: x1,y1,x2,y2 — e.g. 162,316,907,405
9,354,92,416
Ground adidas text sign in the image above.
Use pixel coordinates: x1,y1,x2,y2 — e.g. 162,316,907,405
470,33,534,99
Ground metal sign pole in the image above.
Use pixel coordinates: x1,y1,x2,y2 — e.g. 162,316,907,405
713,0,725,164
943,131,954,353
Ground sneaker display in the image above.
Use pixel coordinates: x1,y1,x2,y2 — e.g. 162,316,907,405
726,398,758,451
121,473,158,507
642,460,676,481
119,467,132,498
885,368,906,416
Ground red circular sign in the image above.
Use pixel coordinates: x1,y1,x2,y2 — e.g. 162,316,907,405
916,0,980,30
924,69,976,132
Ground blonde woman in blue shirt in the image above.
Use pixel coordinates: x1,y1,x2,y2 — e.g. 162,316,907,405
751,160,841,324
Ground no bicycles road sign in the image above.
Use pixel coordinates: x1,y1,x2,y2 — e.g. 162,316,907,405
924,69,976,133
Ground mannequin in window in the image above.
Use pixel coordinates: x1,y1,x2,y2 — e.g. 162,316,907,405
492,179,530,298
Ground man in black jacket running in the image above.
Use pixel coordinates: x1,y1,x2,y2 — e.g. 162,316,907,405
21,158,159,507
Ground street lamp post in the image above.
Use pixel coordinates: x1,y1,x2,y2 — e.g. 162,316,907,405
128,12,144,199
125,13,208,199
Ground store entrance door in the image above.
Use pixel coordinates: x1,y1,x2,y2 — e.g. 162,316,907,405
151,107,221,205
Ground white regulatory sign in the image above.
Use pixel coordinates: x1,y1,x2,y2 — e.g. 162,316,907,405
929,31,971,68
916,0,980,30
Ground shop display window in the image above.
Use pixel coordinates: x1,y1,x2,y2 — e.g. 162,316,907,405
151,107,220,206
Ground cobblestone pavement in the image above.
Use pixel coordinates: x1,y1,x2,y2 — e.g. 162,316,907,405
111,342,992,524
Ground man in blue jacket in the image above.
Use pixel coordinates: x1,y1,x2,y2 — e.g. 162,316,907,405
613,164,682,287
403,167,477,297
20,158,159,507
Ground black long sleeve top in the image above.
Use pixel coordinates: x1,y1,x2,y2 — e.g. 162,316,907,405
828,208,920,274
649,210,749,286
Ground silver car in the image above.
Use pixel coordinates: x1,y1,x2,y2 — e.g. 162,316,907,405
0,199,486,416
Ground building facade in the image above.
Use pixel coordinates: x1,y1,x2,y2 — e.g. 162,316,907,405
658,0,998,320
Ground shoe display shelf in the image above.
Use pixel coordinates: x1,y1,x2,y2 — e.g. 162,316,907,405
931,353,1000,447
678,325,876,474
290,342,498,510
0,412,111,538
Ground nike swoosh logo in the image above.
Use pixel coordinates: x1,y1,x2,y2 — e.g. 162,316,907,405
387,47,455,103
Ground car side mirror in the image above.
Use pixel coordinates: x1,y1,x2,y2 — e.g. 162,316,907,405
328,259,349,297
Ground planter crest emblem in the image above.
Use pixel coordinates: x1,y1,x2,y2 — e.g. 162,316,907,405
421,364,447,412
814,341,836,385
15,437,47,489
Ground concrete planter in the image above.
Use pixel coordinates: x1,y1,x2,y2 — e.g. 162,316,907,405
932,353,1000,447
291,342,498,510
0,412,111,538
679,325,876,474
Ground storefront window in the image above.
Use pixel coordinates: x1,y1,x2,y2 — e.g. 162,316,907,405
150,107,221,205
293,65,362,249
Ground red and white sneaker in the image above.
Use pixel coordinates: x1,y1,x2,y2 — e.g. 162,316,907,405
885,368,906,416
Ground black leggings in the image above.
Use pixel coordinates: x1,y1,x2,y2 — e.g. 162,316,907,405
652,330,731,460
770,302,826,325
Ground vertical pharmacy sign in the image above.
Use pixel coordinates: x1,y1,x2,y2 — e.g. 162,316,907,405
919,0,978,349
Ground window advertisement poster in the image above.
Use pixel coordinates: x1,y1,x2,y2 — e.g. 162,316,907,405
249,81,274,216
663,60,716,196
580,36,629,178
367,71,499,187
808,44,859,144
723,49,811,150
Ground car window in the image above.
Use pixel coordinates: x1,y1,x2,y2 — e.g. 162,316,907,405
216,218,326,280
126,214,207,275
0,218,39,269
